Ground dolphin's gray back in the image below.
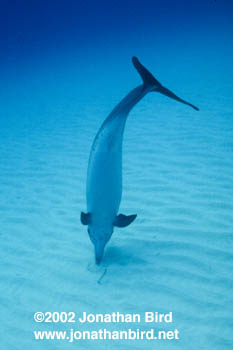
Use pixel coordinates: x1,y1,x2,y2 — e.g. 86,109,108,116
86,84,148,218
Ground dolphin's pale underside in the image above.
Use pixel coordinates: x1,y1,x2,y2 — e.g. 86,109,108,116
81,57,199,264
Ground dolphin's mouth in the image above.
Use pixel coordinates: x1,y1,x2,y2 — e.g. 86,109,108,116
95,255,103,265
94,240,106,265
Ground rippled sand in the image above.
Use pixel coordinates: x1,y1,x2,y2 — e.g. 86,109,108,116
1,63,233,350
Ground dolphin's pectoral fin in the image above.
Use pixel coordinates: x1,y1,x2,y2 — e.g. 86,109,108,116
81,212,91,225
114,214,137,228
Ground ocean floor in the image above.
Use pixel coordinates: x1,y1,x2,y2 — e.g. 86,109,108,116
1,52,233,349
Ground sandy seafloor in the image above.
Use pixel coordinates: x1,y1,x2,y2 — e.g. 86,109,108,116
1,24,233,350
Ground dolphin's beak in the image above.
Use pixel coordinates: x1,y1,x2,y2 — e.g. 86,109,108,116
95,255,103,265
94,241,105,265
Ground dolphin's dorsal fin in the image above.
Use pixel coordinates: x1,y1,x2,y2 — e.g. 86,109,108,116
114,214,137,228
81,212,91,225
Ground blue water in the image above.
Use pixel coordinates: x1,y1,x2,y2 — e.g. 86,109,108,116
1,1,233,349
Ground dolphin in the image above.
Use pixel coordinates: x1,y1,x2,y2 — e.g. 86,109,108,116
81,57,198,264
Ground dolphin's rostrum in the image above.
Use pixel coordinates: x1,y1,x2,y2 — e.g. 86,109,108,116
81,57,199,264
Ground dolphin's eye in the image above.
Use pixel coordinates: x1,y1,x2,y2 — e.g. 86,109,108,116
88,228,90,234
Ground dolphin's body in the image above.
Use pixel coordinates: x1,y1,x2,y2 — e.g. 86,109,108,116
81,57,198,264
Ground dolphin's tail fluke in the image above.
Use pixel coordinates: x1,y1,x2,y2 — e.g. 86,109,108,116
132,56,162,90
132,56,199,111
